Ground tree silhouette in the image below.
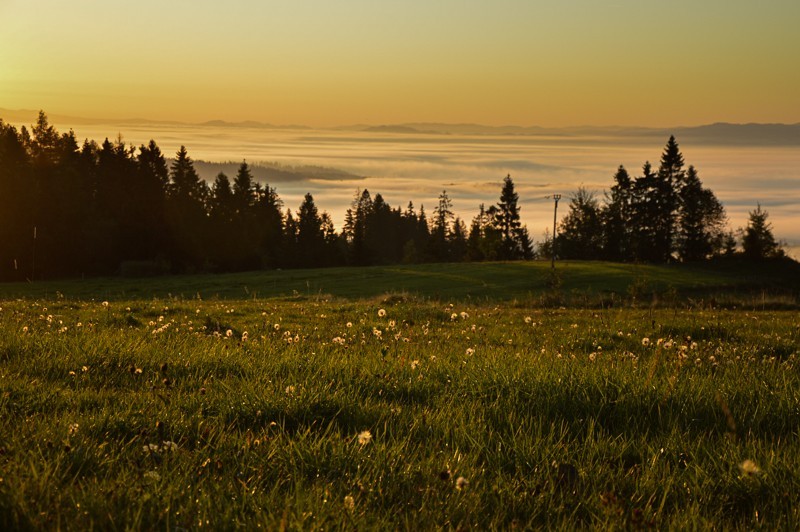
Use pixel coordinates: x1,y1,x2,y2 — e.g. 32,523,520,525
742,204,780,260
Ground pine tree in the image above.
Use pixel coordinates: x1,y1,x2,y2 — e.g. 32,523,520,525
233,161,254,212
449,217,468,262
630,161,661,262
493,175,523,259
166,146,209,270
557,187,603,260
653,136,685,260
742,204,780,260
430,190,453,261
297,193,326,267
170,146,206,202
602,165,633,261
677,166,726,261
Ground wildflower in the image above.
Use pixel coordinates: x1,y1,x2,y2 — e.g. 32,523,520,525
226,329,233,338
410,359,420,370
273,323,280,331
343,495,355,511
378,309,386,318
373,328,382,338
460,311,469,319
332,336,346,345
466,347,474,356
357,430,372,446
68,423,79,435
739,459,761,476
102,301,109,308
588,352,597,362
161,441,179,452
241,331,248,342
455,476,469,490
642,337,651,347
285,385,296,395
524,316,532,324
22,326,29,333
346,322,353,328
451,313,458,321
143,443,161,453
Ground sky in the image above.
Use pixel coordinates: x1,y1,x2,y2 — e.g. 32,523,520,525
1,0,799,127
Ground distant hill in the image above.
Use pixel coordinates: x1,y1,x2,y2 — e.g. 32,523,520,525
3,108,799,146
189,160,364,185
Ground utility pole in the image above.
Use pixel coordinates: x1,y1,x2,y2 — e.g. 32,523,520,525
31,225,37,282
551,194,561,269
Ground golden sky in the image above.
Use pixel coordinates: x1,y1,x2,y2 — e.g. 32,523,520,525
1,0,798,127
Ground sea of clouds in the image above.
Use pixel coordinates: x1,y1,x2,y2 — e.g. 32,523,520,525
40,121,800,255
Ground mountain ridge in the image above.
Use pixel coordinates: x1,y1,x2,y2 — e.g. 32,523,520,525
2,108,799,145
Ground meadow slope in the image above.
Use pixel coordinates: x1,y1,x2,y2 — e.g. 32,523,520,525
1,262,798,528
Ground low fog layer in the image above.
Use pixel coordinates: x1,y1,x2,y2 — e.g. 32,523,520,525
15,116,800,250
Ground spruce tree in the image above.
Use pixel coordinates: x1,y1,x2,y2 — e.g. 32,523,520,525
557,187,603,260
742,204,780,260
677,165,726,261
493,175,523,260
430,190,453,261
602,165,632,261
654,136,685,261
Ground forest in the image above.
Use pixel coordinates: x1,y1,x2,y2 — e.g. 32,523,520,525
0,112,783,281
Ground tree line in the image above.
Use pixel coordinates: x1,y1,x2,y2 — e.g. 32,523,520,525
0,113,784,281
0,112,535,281
553,136,784,263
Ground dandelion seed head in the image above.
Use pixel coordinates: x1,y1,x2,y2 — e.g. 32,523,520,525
343,495,355,511
357,430,372,445
739,459,761,476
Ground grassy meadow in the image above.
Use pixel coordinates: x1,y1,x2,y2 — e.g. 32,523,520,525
1,261,799,529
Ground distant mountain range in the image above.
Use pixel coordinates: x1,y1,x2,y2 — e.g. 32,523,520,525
190,160,363,184
2,108,799,146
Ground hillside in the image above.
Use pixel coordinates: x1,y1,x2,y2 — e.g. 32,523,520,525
2,259,797,306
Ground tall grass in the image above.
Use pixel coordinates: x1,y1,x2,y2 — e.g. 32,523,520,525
0,295,798,529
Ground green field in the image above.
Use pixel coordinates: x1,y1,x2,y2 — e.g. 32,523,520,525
2,259,799,306
1,262,799,529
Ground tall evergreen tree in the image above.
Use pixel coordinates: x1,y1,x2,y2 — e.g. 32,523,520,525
653,135,685,260
296,193,326,267
557,187,604,260
677,165,726,261
430,190,454,262
491,175,531,260
629,161,662,262
166,146,209,270
232,161,254,212
602,165,633,261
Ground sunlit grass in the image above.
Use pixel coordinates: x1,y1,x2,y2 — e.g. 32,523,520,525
1,292,798,528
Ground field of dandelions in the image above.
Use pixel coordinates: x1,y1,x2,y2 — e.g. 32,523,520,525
1,293,798,529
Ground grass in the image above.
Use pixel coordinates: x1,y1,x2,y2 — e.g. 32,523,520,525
1,258,798,306
1,261,799,529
